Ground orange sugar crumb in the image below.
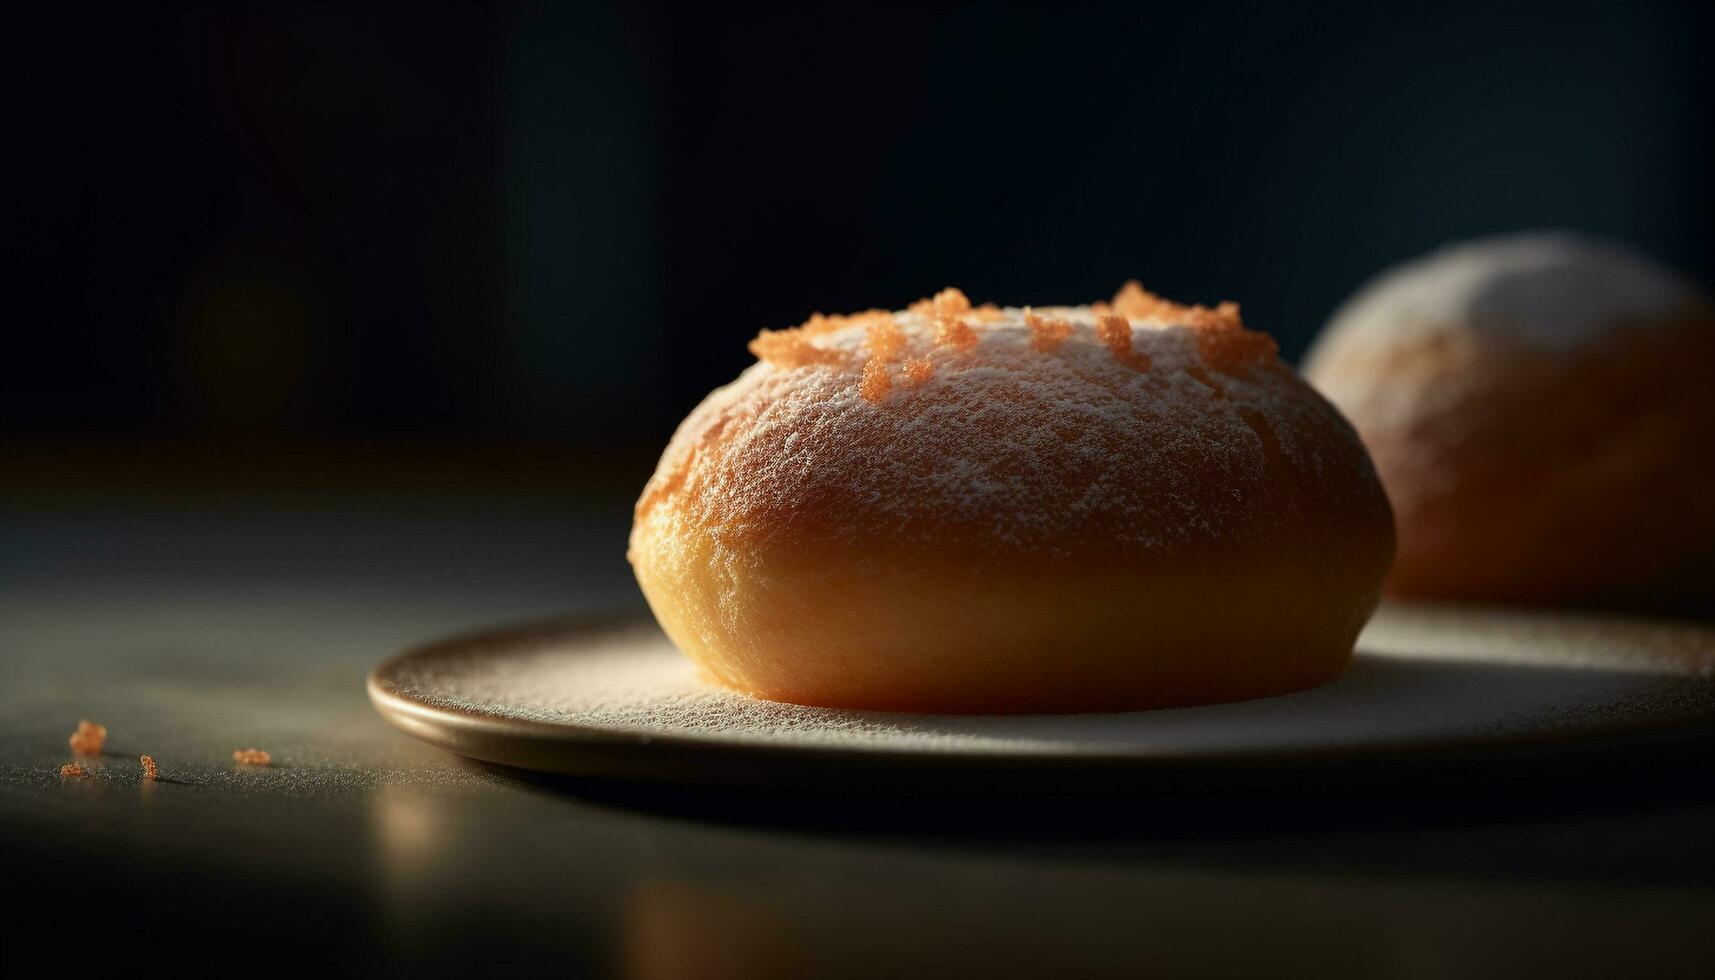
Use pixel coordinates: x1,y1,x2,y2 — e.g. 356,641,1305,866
232,748,271,766
798,312,835,334
931,287,972,315
864,316,905,359
1196,325,1279,372
1111,279,1181,320
1096,315,1152,371
934,315,978,351
1183,299,1245,331
859,356,892,403
1023,307,1072,352
798,309,893,334
900,358,935,386
1111,281,1247,330
750,309,897,368
68,719,107,756
840,309,901,331
140,755,158,781
748,329,846,368
796,312,840,336
60,763,87,778
969,302,1006,324
858,315,907,403
1191,303,1278,372
1108,281,1272,373
908,287,974,319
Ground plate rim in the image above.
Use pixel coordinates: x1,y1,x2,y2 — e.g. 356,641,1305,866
368,607,1715,785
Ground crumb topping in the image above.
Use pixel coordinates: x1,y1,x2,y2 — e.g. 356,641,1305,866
68,719,106,756
1108,282,1274,372
864,316,905,359
1023,308,1072,352
745,281,1280,401
1194,311,1279,372
935,287,972,314
748,328,848,368
1110,279,1177,320
1113,280,1247,329
934,315,979,351
632,279,1382,562
909,287,973,319
900,357,935,386
857,315,906,403
749,308,895,368
1096,314,1153,371
859,356,892,403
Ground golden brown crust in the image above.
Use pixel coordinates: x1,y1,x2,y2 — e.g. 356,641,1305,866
636,543,1381,713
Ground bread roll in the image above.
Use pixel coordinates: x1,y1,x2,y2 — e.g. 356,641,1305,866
1305,232,1715,612
631,285,1395,712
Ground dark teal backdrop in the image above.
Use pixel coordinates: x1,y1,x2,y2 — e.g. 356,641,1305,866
8,1,1711,448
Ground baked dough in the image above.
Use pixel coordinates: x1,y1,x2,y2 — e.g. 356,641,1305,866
1305,232,1715,612
632,285,1395,712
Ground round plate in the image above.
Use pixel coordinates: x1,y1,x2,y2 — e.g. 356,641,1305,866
368,604,1715,788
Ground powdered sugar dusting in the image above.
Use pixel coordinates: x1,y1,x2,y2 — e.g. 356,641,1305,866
375,608,1715,758
385,622,1024,750
1309,231,1707,362
636,304,1380,560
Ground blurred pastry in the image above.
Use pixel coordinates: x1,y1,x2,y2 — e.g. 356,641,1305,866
629,284,1394,713
1304,232,1715,612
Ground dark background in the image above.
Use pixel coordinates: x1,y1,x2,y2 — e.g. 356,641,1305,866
6,0,1712,465
4,6,1714,976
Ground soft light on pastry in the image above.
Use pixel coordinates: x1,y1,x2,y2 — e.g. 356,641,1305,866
631,284,1395,713
1304,232,1715,612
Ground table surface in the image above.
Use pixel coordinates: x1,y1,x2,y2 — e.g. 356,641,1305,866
4,505,1713,979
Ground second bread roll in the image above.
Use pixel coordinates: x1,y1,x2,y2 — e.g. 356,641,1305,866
1305,232,1715,613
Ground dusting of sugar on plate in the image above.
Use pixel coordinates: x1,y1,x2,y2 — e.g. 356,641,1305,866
374,606,1715,762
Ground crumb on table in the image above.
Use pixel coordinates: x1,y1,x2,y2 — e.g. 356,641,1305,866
140,755,158,781
232,748,271,766
60,763,87,778
68,719,107,755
